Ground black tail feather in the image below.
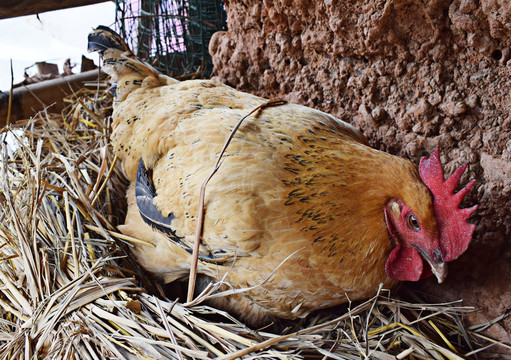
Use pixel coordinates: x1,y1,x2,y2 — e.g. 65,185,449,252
136,158,180,239
135,158,228,264
87,26,129,54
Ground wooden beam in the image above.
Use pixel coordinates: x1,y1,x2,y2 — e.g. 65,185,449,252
0,70,105,126
0,0,111,19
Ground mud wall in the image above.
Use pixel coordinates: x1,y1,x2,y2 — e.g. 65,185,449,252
209,0,511,341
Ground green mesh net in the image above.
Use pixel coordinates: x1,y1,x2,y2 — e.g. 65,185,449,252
114,0,227,78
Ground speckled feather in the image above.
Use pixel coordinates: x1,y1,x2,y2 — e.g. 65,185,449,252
90,27,439,323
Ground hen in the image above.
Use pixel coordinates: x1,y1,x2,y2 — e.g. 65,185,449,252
88,26,477,324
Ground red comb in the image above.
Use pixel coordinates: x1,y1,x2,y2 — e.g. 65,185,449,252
419,148,478,262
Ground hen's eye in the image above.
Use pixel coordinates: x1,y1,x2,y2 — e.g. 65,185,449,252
407,214,420,231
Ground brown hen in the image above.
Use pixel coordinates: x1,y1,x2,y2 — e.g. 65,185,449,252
88,26,477,324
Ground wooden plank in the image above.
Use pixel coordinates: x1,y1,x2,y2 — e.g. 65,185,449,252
0,70,105,126
0,0,110,19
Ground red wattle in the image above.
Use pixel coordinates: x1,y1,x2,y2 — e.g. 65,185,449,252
385,245,423,281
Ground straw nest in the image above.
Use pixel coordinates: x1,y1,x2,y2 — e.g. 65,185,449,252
0,85,507,359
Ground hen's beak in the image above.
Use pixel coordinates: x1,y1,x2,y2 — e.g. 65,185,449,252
426,258,447,284
417,247,448,284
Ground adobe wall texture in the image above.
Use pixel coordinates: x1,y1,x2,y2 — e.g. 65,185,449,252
209,0,511,341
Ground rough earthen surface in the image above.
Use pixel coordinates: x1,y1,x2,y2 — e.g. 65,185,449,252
210,0,511,342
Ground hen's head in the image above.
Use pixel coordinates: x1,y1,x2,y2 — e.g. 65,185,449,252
383,148,478,283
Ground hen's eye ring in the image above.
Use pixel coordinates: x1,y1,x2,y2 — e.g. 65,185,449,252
407,214,420,231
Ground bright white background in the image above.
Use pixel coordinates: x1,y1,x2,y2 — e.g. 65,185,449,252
0,2,116,91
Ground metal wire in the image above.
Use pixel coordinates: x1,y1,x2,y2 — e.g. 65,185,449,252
114,0,226,78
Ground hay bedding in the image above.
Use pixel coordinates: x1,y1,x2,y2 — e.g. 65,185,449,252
0,86,505,359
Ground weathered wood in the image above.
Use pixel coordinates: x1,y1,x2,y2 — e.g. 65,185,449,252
0,70,105,125
0,0,110,19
